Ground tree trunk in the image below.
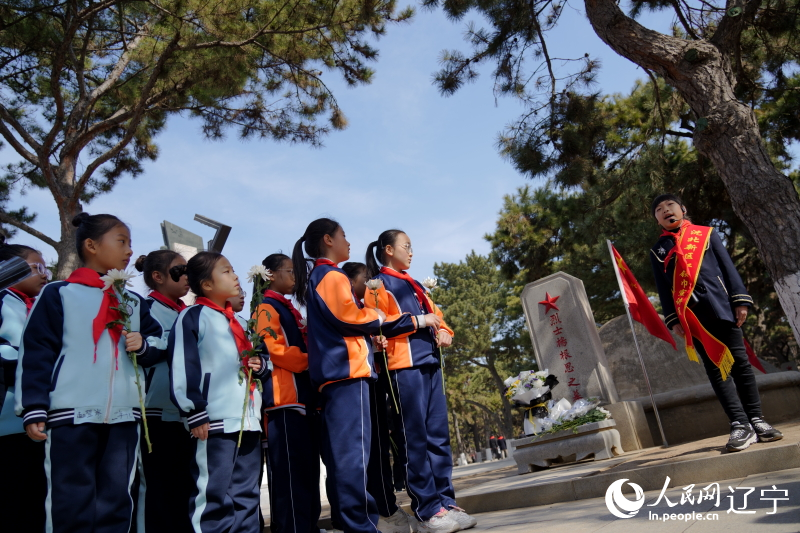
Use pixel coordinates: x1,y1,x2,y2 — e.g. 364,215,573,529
53,161,83,279
485,357,516,438
584,0,800,345
452,411,465,456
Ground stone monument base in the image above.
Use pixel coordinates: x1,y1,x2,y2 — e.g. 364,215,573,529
509,419,624,474
605,400,655,451
634,371,800,445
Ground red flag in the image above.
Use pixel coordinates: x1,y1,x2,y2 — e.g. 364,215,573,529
610,244,677,350
743,338,767,374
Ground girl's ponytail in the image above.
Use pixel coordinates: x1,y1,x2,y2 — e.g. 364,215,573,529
365,229,405,278
293,218,342,307
292,235,310,306
365,241,381,278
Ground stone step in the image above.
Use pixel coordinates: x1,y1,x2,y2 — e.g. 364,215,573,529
455,441,800,515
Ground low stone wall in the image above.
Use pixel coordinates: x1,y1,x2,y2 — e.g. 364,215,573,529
632,371,800,445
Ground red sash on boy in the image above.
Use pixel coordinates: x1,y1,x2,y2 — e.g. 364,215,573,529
195,297,257,397
379,267,432,314
65,268,123,365
263,289,307,342
149,290,187,313
8,287,34,313
663,221,735,380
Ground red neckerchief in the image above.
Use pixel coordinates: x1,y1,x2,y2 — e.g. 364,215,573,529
314,258,336,268
7,287,34,313
379,267,432,313
65,268,123,365
263,289,307,341
149,290,187,313
194,297,252,357
661,219,691,271
195,297,258,398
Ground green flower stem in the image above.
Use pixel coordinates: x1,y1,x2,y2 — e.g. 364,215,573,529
110,282,151,453
238,368,253,448
371,289,399,413
237,276,274,448
131,350,152,453
379,325,399,413
428,298,446,396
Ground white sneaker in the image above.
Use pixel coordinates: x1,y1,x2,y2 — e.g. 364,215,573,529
447,506,477,530
378,507,414,533
412,509,461,533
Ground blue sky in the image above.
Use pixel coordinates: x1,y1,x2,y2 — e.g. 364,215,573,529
6,3,673,296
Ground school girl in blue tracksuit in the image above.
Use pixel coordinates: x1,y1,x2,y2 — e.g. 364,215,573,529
365,230,477,532
342,261,416,533
0,237,49,532
254,253,321,533
134,250,194,533
169,251,268,533
292,218,416,533
15,212,165,533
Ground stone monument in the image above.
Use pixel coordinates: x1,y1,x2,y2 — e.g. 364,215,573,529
510,272,656,473
161,220,204,258
520,272,619,404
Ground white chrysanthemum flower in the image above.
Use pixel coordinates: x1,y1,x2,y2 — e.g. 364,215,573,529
247,265,273,283
421,277,438,290
365,279,383,291
101,269,136,291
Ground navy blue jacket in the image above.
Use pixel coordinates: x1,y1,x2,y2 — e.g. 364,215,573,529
650,227,754,329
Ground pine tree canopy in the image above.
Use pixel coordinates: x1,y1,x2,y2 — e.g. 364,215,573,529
0,0,412,274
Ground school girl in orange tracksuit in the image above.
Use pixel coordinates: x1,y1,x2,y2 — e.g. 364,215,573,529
254,253,321,533
365,230,476,532
292,219,416,533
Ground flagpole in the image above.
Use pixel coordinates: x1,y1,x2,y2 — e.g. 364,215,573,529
607,240,669,448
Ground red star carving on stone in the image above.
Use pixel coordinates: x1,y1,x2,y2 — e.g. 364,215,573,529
538,292,560,314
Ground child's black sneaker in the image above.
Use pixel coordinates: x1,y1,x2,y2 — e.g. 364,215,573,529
750,417,783,442
726,421,757,452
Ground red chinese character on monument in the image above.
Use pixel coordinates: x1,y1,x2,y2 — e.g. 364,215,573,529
568,377,580,388
572,389,583,401
564,362,575,373
556,337,568,348
559,350,571,360
552,326,564,336
549,313,561,326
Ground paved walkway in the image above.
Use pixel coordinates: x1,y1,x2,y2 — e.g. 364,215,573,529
260,419,800,530
466,467,800,532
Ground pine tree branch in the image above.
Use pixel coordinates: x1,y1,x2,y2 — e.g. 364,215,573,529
0,212,58,248
670,0,699,40
0,107,40,166
72,34,182,202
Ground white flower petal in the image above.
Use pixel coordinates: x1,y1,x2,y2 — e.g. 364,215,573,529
365,279,383,290
421,277,438,290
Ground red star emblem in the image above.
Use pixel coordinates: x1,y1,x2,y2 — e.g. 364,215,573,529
538,292,560,314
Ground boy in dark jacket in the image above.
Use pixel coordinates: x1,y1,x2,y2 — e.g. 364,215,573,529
650,194,783,452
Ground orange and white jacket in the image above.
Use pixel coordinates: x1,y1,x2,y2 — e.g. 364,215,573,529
364,272,453,370
306,261,416,390
255,295,314,413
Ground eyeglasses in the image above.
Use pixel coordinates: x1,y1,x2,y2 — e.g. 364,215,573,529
240,289,247,299
29,262,52,281
275,269,294,275
400,243,413,254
